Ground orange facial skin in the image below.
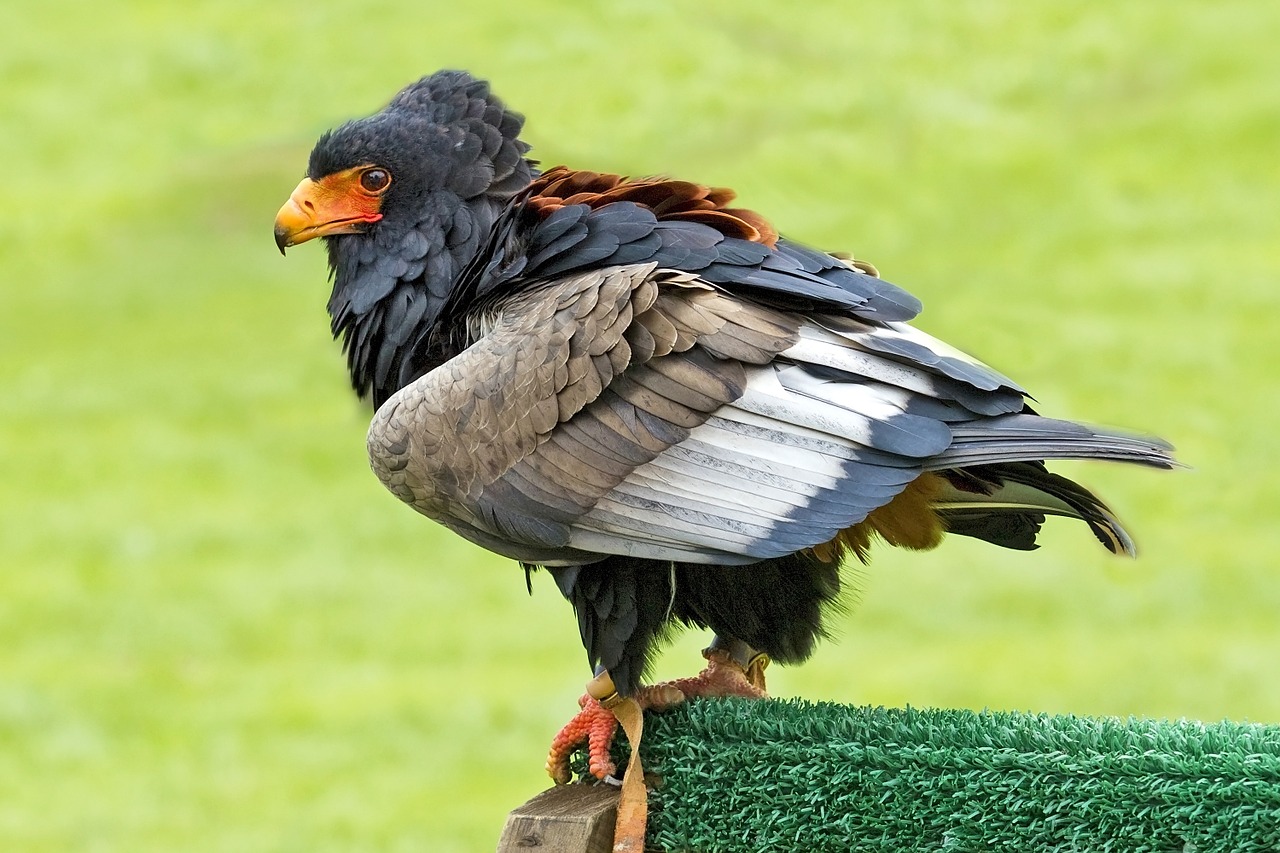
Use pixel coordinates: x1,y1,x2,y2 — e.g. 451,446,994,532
274,165,389,253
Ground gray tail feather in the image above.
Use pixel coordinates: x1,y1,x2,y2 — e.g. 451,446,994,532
929,414,1177,556
930,414,1177,471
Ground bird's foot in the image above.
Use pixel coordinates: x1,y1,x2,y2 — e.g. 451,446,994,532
545,679,683,784
666,646,771,700
545,647,770,784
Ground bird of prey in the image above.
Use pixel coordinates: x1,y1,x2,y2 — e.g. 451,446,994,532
274,70,1174,785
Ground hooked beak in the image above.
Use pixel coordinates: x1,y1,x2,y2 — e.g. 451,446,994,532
273,170,384,255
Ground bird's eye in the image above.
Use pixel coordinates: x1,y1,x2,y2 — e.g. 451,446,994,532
360,168,391,193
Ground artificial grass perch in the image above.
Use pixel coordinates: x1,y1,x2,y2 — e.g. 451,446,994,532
586,698,1280,852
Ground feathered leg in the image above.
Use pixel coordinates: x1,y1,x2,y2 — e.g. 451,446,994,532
545,638,770,783
543,551,837,782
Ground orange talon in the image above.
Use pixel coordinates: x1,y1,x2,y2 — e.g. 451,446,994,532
664,648,769,700
545,647,769,785
546,693,621,783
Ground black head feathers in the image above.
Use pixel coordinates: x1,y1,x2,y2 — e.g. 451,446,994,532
302,71,539,407
308,70,535,202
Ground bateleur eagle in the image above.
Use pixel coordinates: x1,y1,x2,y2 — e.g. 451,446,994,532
275,70,1175,785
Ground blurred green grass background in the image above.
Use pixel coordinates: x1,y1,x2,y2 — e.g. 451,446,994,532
3,1,1277,850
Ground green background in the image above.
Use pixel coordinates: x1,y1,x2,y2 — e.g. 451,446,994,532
4,2,1277,850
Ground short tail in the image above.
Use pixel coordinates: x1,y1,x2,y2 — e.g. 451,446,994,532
928,414,1177,556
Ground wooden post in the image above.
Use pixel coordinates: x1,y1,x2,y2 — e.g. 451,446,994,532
496,784,620,852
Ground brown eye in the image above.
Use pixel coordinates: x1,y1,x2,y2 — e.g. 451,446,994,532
360,168,391,193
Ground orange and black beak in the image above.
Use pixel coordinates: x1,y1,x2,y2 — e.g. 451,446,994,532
274,166,388,255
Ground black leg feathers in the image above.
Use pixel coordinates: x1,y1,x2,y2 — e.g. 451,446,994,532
543,551,843,695
546,557,675,696
672,552,842,666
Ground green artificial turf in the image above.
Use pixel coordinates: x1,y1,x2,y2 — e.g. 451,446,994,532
3,2,1278,850
634,699,1280,852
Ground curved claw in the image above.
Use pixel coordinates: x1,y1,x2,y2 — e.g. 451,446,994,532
545,652,754,785
546,693,619,784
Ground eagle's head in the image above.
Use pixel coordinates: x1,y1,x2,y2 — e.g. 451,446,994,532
273,71,535,405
